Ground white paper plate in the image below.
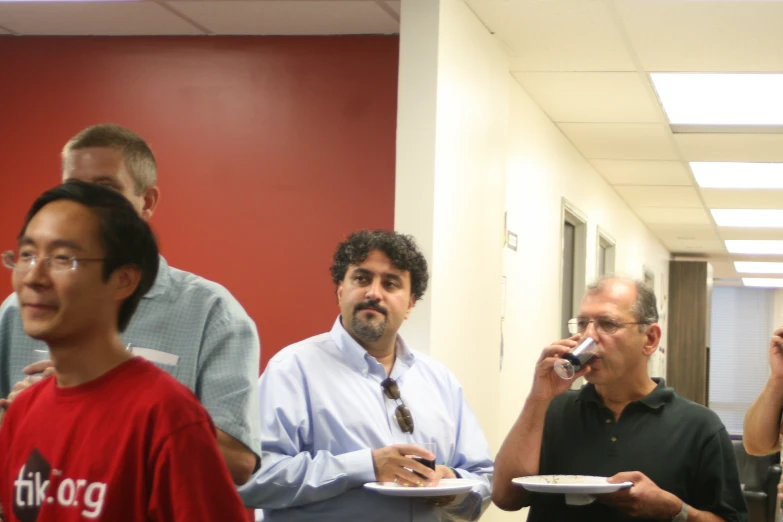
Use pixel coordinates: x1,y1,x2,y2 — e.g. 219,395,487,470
364,478,482,497
512,475,632,495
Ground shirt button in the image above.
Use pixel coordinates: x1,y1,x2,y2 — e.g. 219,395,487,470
605,419,612,424
610,436,617,442
361,369,367,375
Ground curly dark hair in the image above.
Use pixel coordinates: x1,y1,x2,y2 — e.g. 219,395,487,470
330,230,429,301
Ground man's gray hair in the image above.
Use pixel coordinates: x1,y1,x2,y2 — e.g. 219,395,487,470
62,123,157,194
586,275,659,327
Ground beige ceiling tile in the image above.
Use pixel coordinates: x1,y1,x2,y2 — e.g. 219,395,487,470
385,1,401,16
558,123,678,160
713,279,744,287
718,254,783,264
614,186,702,208
616,0,783,72
720,228,783,241
513,72,662,123
675,134,783,163
710,258,739,279
169,1,399,35
701,189,783,209
591,160,692,186
0,2,201,35
467,0,635,71
646,224,719,242
634,207,711,225
663,239,726,255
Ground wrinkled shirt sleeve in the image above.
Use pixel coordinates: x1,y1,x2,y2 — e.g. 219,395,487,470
239,357,376,509
440,379,493,521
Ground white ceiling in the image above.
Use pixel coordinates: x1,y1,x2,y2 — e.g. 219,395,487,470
2,0,780,285
467,0,783,286
0,0,400,35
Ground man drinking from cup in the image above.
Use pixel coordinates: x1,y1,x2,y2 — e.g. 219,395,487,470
492,277,746,522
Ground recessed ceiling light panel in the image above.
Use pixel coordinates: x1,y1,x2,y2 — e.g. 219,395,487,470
712,209,783,228
691,162,783,189
735,262,783,274
743,278,783,288
651,73,783,125
726,240,783,254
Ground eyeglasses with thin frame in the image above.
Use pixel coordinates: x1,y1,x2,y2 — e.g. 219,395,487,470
2,250,105,274
381,377,414,434
568,317,650,336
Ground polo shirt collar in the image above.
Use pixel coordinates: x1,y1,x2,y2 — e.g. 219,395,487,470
577,377,673,410
638,378,674,409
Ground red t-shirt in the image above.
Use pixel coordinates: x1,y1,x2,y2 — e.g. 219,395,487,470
0,356,247,521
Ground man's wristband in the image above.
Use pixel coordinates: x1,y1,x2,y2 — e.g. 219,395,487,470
672,501,689,522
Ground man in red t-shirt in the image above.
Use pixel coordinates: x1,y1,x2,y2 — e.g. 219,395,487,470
0,181,247,522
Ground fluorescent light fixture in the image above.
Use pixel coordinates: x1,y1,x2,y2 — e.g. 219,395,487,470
743,278,783,288
712,209,783,228
650,73,783,125
691,162,783,189
725,240,783,254
735,261,783,274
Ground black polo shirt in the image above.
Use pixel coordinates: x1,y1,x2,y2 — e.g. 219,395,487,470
527,378,747,522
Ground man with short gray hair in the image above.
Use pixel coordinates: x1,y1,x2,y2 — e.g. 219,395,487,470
492,277,746,522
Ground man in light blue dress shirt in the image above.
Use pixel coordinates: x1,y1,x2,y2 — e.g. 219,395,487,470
240,230,493,521
0,124,261,485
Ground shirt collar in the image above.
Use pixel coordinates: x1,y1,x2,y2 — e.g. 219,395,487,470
142,255,170,299
577,377,673,410
638,378,673,409
329,316,416,376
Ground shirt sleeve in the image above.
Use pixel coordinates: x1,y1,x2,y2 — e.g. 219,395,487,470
147,420,248,522
0,293,19,400
238,358,377,509
196,295,262,459
691,426,747,522
439,379,494,521
0,294,48,406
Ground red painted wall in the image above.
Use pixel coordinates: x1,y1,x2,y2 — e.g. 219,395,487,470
0,36,398,371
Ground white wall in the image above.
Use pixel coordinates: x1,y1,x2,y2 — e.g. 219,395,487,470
428,0,508,446
396,3,671,521
395,0,508,464
395,0,440,354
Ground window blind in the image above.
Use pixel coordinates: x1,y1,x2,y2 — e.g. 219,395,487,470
709,286,774,435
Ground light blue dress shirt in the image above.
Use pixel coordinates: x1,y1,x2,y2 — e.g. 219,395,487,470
0,256,262,456
239,317,493,521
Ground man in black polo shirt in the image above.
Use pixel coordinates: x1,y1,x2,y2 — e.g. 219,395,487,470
492,277,746,522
